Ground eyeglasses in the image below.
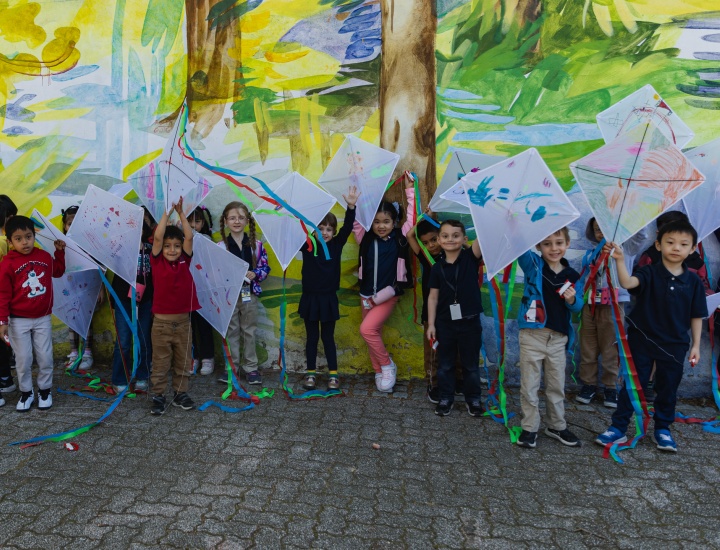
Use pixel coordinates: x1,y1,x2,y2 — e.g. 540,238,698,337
226,216,247,222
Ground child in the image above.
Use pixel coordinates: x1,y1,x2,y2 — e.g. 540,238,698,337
355,194,414,392
575,217,630,408
219,201,270,385
0,216,65,411
595,220,707,452
61,205,100,372
149,199,200,415
299,186,359,391
425,220,484,416
0,199,18,404
110,208,154,393
188,206,216,375
516,228,584,449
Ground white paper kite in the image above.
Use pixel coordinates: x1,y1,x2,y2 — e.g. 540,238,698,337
66,185,144,287
317,135,399,231
254,172,337,271
429,150,503,214
706,292,720,319
461,148,580,280
191,234,249,337
570,122,705,245
32,209,100,274
682,138,720,242
127,115,212,222
596,84,694,149
53,269,103,339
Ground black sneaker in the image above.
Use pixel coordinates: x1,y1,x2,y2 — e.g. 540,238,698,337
247,370,262,385
150,394,167,416
434,399,452,416
603,388,618,408
575,384,596,404
466,400,484,417
516,430,537,448
545,427,582,447
172,392,195,411
0,376,16,393
427,385,440,404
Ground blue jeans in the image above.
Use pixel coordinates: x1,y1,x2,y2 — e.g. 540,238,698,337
436,316,483,403
611,337,686,433
112,299,153,385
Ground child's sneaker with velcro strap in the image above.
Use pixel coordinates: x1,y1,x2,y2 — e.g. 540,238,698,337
516,430,537,449
652,429,677,452
172,392,195,411
575,384,596,404
595,426,627,446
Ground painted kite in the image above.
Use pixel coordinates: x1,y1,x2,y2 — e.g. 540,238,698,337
682,138,720,242
430,150,503,214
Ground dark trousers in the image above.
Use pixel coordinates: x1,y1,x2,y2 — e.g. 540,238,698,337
612,338,685,433
0,340,11,379
191,311,215,360
111,299,153,386
436,317,483,402
305,319,337,371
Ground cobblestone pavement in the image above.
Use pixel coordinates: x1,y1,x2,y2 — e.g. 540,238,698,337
1,364,720,549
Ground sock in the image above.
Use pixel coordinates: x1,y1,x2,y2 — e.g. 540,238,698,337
329,371,338,378
306,370,316,377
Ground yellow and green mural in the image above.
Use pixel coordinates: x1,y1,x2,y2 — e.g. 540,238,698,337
2,0,720,384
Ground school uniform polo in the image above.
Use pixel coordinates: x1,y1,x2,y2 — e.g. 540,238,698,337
149,251,201,315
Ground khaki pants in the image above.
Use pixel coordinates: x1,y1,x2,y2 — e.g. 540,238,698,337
226,294,259,373
578,304,619,387
519,328,568,432
150,316,192,395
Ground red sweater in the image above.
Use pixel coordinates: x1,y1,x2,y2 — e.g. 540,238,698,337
0,247,66,322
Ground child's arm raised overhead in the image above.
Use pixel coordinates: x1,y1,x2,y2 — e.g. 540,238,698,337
336,186,359,244
400,172,417,237
603,242,639,289
152,210,169,256
471,238,482,260
175,198,194,256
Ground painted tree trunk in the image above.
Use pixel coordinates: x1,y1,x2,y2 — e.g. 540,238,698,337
379,0,437,207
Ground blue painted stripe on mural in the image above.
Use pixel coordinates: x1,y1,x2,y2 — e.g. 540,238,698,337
442,109,515,124
455,123,602,146
437,88,484,100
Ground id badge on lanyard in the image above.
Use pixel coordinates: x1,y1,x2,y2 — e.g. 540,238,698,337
450,303,462,320
241,286,252,303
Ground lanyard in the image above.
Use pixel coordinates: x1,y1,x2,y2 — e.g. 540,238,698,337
440,258,460,303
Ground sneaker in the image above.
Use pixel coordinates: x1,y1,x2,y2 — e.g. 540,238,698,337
78,353,94,372
217,369,230,384
455,381,464,396
435,399,452,416
38,389,52,410
653,429,677,452
603,388,618,408
113,384,128,394
594,426,627,446
466,400,484,417
200,359,214,376
427,385,440,404
134,380,149,392
378,361,396,392
327,377,340,390
545,428,581,447
246,370,262,385
172,392,195,411
575,384,597,404
302,375,316,390
516,430,537,448
0,395,5,407
16,390,34,412
150,394,167,415
0,376,16,393
375,373,384,392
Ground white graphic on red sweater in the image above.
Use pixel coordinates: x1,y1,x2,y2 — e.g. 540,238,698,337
22,269,46,297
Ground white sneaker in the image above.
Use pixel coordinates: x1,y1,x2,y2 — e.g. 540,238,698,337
0,395,5,407
78,353,94,372
113,385,128,394
38,390,52,410
375,373,384,392
16,390,34,412
134,380,149,392
378,361,396,392
200,359,214,376
64,351,79,369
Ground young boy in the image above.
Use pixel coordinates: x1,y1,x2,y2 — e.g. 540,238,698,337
426,220,484,417
516,228,583,448
595,220,707,452
0,215,65,411
149,199,201,415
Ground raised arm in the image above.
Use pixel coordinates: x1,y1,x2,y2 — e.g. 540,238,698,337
175,198,194,256
152,210,169,256
400,173,417,237
604,242,639,289
471,238,482,260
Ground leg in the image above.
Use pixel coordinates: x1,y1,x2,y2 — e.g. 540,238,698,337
238,295,259,373
422,321,437,387
320,320,337,372
191,311,201,360
611,341,654,433
171,318,192,393
542,331,569,431
304,319,320,371
196,314,215,360
150,319,173,395
32,316,54,392
457,319,482,402
597,305,620,388
359,297,398,372
136,300,153,381
225,299,243,368
8,317,34,393
652,356,685,431
435,319,458,402
578,304,599,386
111,301,134,386
518,329,546,433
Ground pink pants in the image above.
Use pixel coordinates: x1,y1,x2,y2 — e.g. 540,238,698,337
360,297,399,373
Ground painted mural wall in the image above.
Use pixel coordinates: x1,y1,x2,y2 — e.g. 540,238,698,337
1,0,719,394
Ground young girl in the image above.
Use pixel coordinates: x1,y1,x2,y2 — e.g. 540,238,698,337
187,206,216,376
219,202,270,385
62,205,102,372
299,186,359,391
355,192,414,392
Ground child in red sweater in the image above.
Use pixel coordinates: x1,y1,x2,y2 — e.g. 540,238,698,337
0,216,65,411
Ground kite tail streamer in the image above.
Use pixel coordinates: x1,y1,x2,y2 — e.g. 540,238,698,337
11,269,139,447
197,340,259,413
277,272,343,400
